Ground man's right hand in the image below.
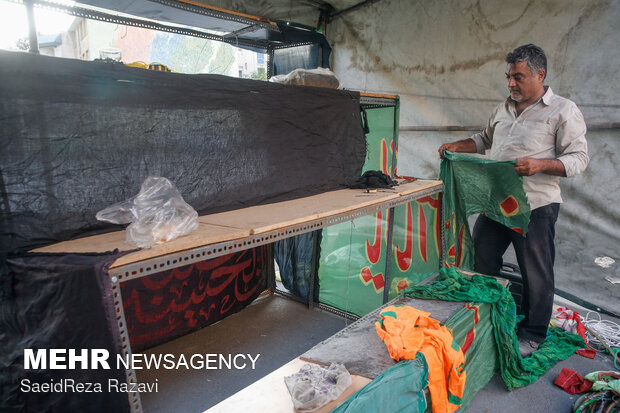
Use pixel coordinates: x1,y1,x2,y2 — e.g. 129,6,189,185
438,143,458,159
438,138,477,159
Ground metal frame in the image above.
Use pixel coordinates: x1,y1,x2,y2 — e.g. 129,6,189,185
149,0,278,28
110,277,143,413
360,96,398,108
382,206,396,304
19,0,276,51
360,92,400,305
438,191,445,267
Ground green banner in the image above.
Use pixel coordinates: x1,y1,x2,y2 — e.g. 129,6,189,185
318,101,441,316
440,151,531,269
388,195,441,299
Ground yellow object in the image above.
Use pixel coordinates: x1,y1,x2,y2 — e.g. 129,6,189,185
125,61,148,69
375,305,466,413
125,61,176,73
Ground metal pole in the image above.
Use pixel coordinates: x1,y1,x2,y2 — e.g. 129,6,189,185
110,276,143,413
383,207,395,304
24,0,39,54
266,243,276,293
267,46,275,78
308,230,319,309
438,191,445,269
401,123,620,131
391,97,399,177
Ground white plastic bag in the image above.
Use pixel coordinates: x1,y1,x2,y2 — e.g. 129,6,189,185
284,363,352,412
96,176,199,248
269,67,340,89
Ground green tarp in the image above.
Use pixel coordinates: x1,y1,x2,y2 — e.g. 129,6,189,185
332,353,429,413
440,151,531,269
403,267,586,391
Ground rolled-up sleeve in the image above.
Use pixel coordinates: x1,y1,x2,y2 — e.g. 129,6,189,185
556,102,589,177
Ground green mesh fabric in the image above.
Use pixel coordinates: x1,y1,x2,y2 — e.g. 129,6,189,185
402,267,586,391
332,353,429,413
440,151,531,269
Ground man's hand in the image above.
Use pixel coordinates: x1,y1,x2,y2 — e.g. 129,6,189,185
438,138,477,159
515,157,566,177
514,158,541,176
438,143,458,159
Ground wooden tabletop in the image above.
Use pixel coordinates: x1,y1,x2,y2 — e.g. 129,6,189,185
32,179,442,270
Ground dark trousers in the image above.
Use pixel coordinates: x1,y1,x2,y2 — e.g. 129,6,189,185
473,203,560,342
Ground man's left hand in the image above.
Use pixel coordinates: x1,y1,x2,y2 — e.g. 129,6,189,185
514,157,567,177
514,157,541,176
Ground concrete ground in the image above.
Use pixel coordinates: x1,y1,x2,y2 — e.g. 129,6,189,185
466,350,616,413
137,293,619,413
467,296,619,412
137,294,349,413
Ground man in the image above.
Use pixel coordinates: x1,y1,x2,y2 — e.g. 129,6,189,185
438,44,589,356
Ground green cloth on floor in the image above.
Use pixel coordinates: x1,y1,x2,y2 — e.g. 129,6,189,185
584,371,620,394
440,151,531,269
402,267,586,391
332,353,429,413
443,302,499,411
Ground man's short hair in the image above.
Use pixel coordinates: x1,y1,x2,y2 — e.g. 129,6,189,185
506,44,547,80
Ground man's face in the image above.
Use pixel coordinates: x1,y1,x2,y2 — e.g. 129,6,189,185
506,60,545,104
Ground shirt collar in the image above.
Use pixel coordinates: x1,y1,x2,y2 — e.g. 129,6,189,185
541,86,553,105
506,86,553,109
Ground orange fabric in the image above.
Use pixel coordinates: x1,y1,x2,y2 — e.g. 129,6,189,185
375,305,466,413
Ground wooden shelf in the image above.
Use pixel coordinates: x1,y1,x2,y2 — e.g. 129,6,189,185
32,179,442,280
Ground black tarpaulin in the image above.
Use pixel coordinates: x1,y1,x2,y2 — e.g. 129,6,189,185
0,50,366,254
1,252,130,413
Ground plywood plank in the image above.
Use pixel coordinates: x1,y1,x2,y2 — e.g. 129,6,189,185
199,189,398,234
396,179,442,197
360,91,398,99
200,180,441,235
31,180,442,270
32,223,249,257
32,230,137,254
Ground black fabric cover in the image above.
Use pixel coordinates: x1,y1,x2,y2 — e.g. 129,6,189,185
0,252,129,413
347,170,398,189
0,50,365,255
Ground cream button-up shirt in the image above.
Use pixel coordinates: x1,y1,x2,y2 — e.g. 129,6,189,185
470,87,589,210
